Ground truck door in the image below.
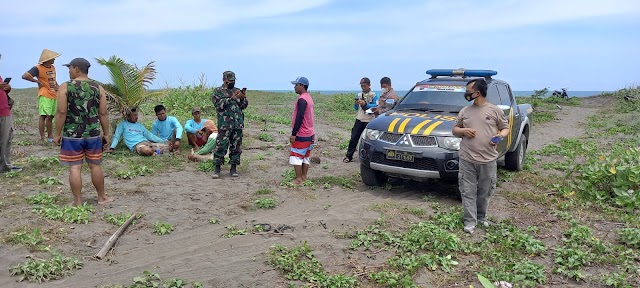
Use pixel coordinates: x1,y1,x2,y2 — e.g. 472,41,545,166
497,84,519,152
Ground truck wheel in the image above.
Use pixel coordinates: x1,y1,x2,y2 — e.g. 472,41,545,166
360,164,388,186
505,134,527,171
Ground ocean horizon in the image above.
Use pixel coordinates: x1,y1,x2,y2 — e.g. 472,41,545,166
265,90,611,98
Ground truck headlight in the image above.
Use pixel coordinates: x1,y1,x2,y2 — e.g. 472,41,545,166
362,129,382,141
441,137,461,150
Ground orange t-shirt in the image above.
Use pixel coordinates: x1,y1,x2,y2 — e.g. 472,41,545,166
27,64,58,99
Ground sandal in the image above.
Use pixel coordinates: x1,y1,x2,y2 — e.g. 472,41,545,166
342,157,353,163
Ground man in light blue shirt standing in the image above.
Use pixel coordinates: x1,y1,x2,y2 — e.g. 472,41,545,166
107,108,166,156
151,105,183,152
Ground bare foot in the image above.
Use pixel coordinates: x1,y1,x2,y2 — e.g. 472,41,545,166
70,201,81,207
292,178,304,185
98,197,114,205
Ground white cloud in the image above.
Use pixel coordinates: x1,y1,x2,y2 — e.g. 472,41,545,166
5,0,331,35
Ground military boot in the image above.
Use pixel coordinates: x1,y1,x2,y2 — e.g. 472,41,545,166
230,164,239,177
211,165,221,179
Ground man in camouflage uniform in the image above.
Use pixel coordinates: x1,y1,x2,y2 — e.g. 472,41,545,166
211,71,248,178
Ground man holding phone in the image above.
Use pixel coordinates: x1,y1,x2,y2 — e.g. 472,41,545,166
210,71,248,179
343,77,378,163
452,78,509,234
1,54,21,173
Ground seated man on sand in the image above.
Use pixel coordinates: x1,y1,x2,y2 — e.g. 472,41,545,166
151,104,184,152
184,107,208,149
188,120,219,162
107,108,167,156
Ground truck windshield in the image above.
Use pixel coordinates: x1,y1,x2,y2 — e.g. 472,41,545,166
396,84,469,109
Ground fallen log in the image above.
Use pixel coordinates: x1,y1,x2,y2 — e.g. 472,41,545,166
95,213,137,260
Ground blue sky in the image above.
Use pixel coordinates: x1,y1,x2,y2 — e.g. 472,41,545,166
3,0,640,91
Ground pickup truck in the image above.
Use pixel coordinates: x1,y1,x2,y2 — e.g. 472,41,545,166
358,69,533,186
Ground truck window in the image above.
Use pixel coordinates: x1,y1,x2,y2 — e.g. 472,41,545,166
497,84,512,106
487,85,502,106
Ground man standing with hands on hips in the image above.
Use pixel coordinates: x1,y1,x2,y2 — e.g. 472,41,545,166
211,71,248,179
452,78,509,234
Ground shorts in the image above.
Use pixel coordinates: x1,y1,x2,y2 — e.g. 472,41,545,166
60,136,103,166
38,96,57,116
289,135,314,165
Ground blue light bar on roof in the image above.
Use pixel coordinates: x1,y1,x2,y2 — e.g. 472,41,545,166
426,69,498,77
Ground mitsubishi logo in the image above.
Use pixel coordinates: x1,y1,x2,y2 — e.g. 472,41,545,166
398,135,410,145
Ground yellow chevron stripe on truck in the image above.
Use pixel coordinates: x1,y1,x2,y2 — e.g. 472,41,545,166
422,121,443,135
388,118,401,132
411,119,432,134
397,118,412,133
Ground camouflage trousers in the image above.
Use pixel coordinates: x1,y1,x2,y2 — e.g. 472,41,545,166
213,128,243,165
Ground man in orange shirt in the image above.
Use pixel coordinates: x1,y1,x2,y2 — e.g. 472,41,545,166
22,49,61,143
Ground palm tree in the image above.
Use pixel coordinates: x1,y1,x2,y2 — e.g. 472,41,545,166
95,56,165,116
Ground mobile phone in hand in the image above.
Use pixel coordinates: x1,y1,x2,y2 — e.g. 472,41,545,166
490,135,502,144
242,88,247,93
3,77,11,83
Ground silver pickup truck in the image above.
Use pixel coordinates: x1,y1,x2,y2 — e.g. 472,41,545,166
358,69,533,186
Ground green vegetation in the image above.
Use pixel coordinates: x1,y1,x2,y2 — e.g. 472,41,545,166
255,187,273,195
153,222,174,236
6,227,49,251
268,241,357,287
114,165,154,179
222,224,248,238
103,212,141,226
96,56,165,114
32,203,94,224
254,198,277,209
102,270,203,288
9,251,83,283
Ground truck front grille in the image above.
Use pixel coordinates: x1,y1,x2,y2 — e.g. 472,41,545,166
410,135,437,147
371,152,439,171
379,132,403,143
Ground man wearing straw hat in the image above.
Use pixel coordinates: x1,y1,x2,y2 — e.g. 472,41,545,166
22,49,61,143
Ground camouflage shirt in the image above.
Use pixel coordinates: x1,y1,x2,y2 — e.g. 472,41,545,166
63,80,102,138
212,86,249,129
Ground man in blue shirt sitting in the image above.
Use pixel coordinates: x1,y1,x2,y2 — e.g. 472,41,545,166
107,108,166,156
151,104,184,152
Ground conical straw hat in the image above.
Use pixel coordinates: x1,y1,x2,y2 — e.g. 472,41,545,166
38,49,61,64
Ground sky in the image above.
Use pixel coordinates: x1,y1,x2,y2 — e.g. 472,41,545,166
2,0,640,92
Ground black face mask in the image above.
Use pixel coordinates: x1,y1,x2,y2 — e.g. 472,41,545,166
464,91,477,102
227,82,235,89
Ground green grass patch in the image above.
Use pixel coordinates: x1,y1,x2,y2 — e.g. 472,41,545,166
9,251,83,283
153,221,174,236
6,227,49,251
32,203,94,224
255,198,277,209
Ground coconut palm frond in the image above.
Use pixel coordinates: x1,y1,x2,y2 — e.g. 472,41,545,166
96,56,161,114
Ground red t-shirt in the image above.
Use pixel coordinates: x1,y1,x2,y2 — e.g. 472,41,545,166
0,76,11,117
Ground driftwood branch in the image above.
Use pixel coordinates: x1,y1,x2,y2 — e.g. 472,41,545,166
95,213,137,260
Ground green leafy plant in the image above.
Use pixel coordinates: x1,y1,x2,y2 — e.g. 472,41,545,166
114,165,154,179
255,188,273,195
32,203,94,224
618,228,640,248
26,192,58,205
103,212,138,226
38,176,63,186
255,198,277,209
268,241,357,287
222,224,247,238
258,133,274,142
7,227,48,251
9,251,83,283
209,217,219,224
96,56,165,116
280,169,296,185
153,222,174,236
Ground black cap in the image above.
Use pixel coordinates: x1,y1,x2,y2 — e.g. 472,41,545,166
359,77,370,85
63,58,91,70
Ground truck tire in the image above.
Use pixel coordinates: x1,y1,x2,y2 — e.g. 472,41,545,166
360,164,388,186
505,134,526,171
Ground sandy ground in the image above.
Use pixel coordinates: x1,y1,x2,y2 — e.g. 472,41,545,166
0,96,611,288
